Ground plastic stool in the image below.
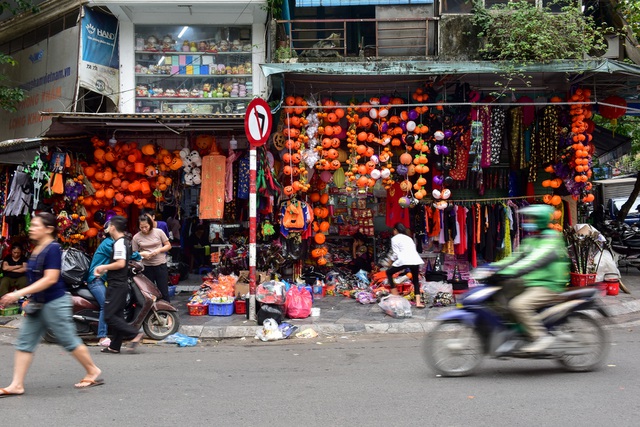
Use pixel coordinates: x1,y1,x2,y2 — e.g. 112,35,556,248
199,266,213,276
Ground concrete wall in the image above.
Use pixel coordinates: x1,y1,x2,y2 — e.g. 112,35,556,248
438,14,481,60
376,6,435,57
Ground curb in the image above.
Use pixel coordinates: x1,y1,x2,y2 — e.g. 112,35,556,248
2,296,638,339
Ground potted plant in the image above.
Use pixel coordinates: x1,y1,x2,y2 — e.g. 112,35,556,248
275,43,297,63
564,226,607,286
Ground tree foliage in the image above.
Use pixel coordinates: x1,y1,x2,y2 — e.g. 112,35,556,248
0,1,38,112
470,0,608,63
617,0,640,43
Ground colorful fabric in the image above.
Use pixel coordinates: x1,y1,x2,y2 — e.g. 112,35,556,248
200,154,226,219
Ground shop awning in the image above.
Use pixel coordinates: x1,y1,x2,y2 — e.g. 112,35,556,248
0,135,89,165
44,112,247,135
591,125,632,164
0,137,41,165
261,59,640,100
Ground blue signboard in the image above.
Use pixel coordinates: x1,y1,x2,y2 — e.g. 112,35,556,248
79,7,119,103
81,7,119,69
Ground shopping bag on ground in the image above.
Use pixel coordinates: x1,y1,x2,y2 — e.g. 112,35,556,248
285,286,312,319
378,295,412,318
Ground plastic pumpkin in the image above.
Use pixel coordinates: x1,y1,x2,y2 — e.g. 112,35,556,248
85,228,98,238
170,157,183,170
319,221,330,232
320,193,329,205
141,144,155,156
314,233,326,244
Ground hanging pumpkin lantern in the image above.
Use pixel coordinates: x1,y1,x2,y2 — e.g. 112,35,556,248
399,152,413,165
314,233,326,244
599,96,627,122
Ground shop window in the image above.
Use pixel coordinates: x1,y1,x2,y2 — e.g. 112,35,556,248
440,0,473,14
134,25,253,115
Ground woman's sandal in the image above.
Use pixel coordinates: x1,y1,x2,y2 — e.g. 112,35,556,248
100,347,120,354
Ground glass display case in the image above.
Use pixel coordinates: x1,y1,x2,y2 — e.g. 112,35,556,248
134,25,253,114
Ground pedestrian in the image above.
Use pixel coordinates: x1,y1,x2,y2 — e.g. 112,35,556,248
0,212,103,397
86,227,114,348
384,223,426,308
0,244,28,298
132,214,172,301
96,216,143,354
140,208,170,239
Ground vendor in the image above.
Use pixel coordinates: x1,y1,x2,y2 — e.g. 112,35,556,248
349,232,372,273
0,244,28,298
187,225,210,271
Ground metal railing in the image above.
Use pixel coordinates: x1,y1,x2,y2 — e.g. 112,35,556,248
275,17,438,60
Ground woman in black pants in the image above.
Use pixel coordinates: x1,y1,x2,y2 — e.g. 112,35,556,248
385,223,425,308
132,215,172,302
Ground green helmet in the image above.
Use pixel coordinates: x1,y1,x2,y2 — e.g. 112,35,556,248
519,204,554,230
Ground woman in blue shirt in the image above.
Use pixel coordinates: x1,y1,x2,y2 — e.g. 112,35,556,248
0,213,103,397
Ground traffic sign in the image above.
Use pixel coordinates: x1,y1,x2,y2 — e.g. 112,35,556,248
245,98,272,147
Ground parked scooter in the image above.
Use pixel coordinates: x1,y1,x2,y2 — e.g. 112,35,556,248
424,275,609,377
45,261,180,343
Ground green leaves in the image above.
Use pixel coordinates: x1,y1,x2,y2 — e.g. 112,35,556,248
470,0,608,63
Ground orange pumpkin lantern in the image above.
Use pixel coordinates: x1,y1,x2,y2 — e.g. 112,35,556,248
314,233,326,244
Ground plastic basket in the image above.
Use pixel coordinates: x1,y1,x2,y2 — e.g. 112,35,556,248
168,285,177,298
187,303,208,316
209,302,234,316
0,305,19,316
570,273,597,287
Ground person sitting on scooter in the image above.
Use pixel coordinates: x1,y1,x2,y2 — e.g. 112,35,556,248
95,216,143,354
490,204,570,353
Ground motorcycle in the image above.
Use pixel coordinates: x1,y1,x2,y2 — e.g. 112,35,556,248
424,277,609,377
45,261,180,343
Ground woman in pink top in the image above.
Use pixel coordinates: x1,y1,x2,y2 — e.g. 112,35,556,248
132,215,172,301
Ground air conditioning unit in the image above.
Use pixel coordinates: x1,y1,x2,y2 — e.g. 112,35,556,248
600,34,624,60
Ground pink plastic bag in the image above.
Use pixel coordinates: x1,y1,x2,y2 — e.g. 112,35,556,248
285,286,312,319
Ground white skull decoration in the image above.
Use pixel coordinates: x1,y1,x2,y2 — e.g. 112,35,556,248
184,173,194,186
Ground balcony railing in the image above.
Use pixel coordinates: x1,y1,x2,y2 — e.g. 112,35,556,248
274,17,438,61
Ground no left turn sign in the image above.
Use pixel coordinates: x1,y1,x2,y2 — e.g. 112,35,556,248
245,98,272,147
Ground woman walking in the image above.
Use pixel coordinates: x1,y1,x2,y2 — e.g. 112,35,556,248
385,223,425,308
132,214,172,301
0,212,103,397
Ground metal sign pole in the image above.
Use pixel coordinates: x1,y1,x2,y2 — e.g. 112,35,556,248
248,148,257,321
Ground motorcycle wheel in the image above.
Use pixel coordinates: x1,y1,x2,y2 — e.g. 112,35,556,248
556,312,609,372
44,330,57,344
424,320,484,377
143,310,180,340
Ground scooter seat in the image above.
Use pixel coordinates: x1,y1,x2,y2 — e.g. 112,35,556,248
75,288,97,301
560,288,597,300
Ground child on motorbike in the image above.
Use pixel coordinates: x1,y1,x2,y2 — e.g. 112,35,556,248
489,204,570,353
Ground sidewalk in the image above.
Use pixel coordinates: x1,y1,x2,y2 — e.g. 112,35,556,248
2,270,639,339
174,269,640,339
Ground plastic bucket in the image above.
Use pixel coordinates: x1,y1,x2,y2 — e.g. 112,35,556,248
605,273,620,296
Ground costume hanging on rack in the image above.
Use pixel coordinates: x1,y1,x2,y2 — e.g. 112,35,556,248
385,182,410,229
225,148,241,203
237,155,250,200
199,153,226,220
4,170,33,216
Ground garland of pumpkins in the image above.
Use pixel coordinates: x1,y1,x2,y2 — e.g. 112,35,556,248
281,96,311,197
80,136,184,233
542,88,595,232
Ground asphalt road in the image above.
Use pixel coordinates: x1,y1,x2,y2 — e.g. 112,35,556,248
1,321,639,426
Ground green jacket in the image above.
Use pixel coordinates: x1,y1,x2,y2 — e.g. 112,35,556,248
492,230,569,292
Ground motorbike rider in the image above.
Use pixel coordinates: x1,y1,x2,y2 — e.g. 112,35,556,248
489,204,570,353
